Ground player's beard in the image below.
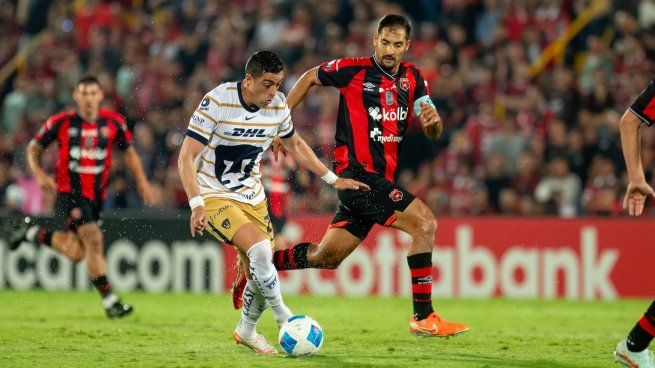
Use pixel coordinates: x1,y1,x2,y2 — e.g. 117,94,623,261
380,55,399,73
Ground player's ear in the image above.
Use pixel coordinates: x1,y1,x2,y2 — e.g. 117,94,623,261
373,34,378,48
404,39,411,52
244,74,253,87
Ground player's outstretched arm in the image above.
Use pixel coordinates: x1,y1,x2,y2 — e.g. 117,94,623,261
619,110,654,216
280,133,369,191
26,140,56,196
286,66,322,112
178,137,208,237
123,146,157,206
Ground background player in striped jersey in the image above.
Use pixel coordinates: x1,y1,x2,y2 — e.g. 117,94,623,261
177,51,368,354
268,14,468,337
9,76,156,318
614,80,655,368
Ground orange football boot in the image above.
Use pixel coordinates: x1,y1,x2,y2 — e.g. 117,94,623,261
409,313,469,337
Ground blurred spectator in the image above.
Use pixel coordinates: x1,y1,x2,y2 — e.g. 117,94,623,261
535,157,582,217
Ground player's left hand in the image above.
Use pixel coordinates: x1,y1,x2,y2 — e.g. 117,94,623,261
419,101,443,140
272,137,287,161
190,206,208,237
623,180,655,216
333,178,370,191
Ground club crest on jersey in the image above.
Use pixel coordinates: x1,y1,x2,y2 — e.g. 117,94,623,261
399,78,410,91
389,189,404,202
222,219,231,229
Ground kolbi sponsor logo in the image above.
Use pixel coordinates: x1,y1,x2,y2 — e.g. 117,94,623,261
369,127,403,143
368,107,382,121
368,106,408,122
69,147,107,160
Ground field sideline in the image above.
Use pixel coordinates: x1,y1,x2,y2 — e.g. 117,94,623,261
0,291,647,367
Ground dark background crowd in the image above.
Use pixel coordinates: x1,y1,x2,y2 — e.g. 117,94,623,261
0,0,654,218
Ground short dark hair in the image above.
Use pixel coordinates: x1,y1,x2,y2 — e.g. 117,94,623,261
76,76,100,87
245,51,284,78
377,14,411,39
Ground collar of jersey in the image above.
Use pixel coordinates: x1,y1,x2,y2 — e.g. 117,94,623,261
371,56,403,80
237,81,260,113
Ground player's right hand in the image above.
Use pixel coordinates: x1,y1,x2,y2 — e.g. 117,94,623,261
36,174,57,196
623,180,655,216
272,137,287,161
190,206,208,237
333,178,370,191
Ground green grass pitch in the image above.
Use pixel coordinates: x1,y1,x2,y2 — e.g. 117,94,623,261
0,291,648,367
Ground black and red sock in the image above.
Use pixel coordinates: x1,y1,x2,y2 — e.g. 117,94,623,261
627,301,655,352
273,243,311,270
408,253,434,321
91,275,113,298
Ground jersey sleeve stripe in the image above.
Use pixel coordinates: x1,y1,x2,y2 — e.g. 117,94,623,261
223,120,280,127
194,109,220,126
279,127,295,139
198,169,217,179
188,123,212,136
186,129,209,145
205,95,225,107
199,155,215,166
262,105,286,110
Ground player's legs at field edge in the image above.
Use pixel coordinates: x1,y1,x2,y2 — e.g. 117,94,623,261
13,220,85,261
615,301,655,368
625,301,655,351
76,222,127,312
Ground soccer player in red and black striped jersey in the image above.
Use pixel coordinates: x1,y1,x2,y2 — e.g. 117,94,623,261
614,81,655,367
9,76,156,319
270,14,468,337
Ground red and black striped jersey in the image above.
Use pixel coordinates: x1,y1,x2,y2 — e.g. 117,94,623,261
34,109,133,202
317,56,430,181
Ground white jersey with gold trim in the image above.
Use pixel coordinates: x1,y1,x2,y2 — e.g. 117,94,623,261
185,81,294,205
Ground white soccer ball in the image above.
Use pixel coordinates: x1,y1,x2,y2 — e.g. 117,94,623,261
278,315,324,356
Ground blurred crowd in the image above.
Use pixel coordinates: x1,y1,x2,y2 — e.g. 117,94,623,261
0,0,654,218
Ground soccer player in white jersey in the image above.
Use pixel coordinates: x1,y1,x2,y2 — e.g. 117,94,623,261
177,51,369,354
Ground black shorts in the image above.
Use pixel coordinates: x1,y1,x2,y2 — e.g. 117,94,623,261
629,79,655,126
330,167,415,239
55,193,102,232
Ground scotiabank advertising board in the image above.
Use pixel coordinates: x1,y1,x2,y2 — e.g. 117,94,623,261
0,216,652,300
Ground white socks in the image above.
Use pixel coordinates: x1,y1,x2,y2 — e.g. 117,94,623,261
235,280,267,339
102,294,118,309
246,240,292,326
